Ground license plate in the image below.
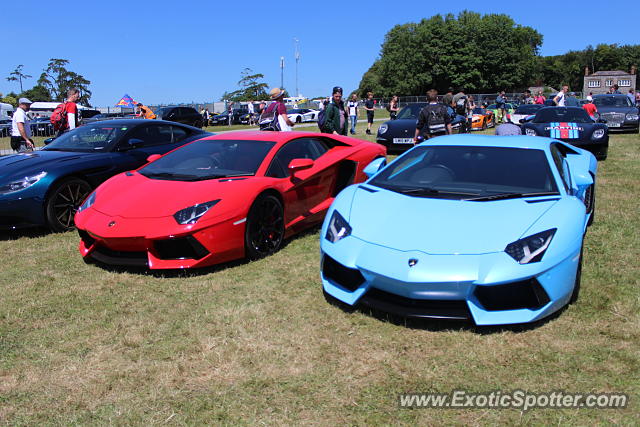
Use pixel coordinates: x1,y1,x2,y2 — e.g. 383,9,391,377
393,138,414,144
609,123,621,127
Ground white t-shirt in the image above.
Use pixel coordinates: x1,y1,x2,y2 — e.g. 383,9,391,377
247,103,254,114
347,101,358,116
11,107,31,138
555,92,565,106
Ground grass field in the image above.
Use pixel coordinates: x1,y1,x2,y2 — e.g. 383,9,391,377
0,126,638,425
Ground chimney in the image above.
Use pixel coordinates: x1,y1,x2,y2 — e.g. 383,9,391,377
585,66,590,76
631,65,637,75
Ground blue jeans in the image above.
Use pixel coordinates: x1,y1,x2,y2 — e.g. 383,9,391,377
349,115,357,134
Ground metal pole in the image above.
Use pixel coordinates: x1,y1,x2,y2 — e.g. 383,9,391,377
280,56,285,90
294,38,300,97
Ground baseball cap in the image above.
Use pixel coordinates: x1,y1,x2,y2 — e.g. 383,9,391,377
18,97,33,104
586,95,593,101
332,86,343,95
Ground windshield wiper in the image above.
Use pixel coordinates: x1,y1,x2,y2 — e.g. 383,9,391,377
465,191,559,202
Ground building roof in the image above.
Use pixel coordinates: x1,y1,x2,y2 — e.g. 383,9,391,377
590,70,632,76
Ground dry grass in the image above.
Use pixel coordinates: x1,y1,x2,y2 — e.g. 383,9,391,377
0,128,638,425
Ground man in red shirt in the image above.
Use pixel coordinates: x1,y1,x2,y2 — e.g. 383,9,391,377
62,88,80,132
582,96,597,119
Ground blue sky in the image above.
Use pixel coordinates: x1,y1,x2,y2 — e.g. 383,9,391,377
2,1,636,107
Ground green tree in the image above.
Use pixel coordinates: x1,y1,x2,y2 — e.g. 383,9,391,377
222,68,269,101
20,85,52,102
37,58,92,105
357,11,543,96
1,92,19,107
6,65,32,93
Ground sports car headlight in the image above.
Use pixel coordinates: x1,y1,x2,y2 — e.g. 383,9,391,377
77,190,96,213
525,128,537,136
0,171,47,195
378,124,388,134
174,200,220,224
592,129,605,139
325,210,352,243
505,229,556,264
626,113,639,121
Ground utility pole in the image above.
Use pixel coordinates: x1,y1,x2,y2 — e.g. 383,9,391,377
280,56,285,90
294,38,300,97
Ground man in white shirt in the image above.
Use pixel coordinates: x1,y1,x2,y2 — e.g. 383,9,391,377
553,85,569,106
11,98,35,152
247,100,255,125
347,93,358,135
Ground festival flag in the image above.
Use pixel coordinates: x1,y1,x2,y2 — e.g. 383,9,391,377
115,94,137,108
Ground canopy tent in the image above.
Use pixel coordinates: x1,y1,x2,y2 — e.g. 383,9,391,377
115,94,137,108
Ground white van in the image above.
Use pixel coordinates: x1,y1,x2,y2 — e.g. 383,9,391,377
0,102,14,120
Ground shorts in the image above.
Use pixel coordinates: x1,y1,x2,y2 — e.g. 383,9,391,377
367,111,374,124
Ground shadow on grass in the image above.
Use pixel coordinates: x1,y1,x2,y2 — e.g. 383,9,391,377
323,289,566,334
0,227,50,241
86,224,323,279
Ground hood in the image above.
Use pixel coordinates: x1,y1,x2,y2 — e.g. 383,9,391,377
379,119,417,136
531,122,594,139
92,172,263,219
0,150,108,181
348,186,558,254
595,106,637,114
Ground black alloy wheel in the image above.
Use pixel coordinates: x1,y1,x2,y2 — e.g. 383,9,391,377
244,194,285,260
45,178,92,232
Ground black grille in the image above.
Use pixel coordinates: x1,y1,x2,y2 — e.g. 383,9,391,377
78,229,96,247
474,279,550,311
360,288,470,320
91,246,148,267
153,236,209,260
322,254,365,291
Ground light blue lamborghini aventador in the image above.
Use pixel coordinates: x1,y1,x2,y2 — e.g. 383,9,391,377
320,135,597,326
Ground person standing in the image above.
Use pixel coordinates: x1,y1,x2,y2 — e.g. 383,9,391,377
442,88,454,109
227,102,234,126
635,90,640,107
534,91,546,105
582,96,598,119
467,95,476,130
610,84,621,94
364,92,375,135
321,86,348,135
136,103,156,119
553,85,569,106
56,88,80,136
11,98,35,152
388,95,399,120
495,91,507,123
347,93,358,135
261,87,295,131
247,101,255,125
565,92,580,107
414,89,451,141
626,89,635,106
453,88,469,133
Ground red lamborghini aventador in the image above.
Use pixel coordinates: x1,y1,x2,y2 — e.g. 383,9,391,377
75,131,386,269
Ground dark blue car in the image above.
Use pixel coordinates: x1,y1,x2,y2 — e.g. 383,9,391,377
0,119,209,231
521,107,608,160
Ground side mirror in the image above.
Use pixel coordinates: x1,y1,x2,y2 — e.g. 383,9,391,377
363,157,386,178
44,137,55,145
146,154,162,163
288,158,314,175
128,138,145,148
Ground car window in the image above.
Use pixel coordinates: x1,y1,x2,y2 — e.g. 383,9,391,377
171,126,189,142
549,144,569,192
125,124,175,147
266,138,326,178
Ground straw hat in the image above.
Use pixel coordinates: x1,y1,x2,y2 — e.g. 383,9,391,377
270,88,285,99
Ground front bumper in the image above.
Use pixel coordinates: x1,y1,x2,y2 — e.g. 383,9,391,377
76,208,245,269
0,194,47,229
375,136,415,153
320,235,581,326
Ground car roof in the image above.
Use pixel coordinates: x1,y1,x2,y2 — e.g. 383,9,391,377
592,94,627,97
416,134,553,150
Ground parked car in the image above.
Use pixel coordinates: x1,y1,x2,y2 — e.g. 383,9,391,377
0,120,209,231
376,103,426,153
287,108,320,123
0,119,11,138
154,106,203,128
320,134,597,325
82,112,135,125
521,107,608,160
75,131,386,269
209,109,249,126
509,104,544,125
592,94,639,132
470,107,495,130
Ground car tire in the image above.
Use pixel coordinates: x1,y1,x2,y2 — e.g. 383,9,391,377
45,178,92,232
569,246,583,304
296,117,302,123
244,193,285,260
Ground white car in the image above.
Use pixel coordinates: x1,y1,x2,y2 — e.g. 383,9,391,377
509,104,544,125
287,108,320,123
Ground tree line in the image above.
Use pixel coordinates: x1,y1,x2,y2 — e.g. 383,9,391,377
357,11,639,97
3,59,91,106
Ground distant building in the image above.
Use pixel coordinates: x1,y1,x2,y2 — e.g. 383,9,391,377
583,67,637,95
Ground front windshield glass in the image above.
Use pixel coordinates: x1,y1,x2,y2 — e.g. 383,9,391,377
514,105,543,114
369,145,558,199
154,107,169,117
42,123,129,152
472,108,486,114
397,103,427,120
533,107,592,123
593,96,633,107
139,139,276,181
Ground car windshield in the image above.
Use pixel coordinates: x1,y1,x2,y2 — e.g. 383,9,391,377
154,107,170,117
533,107,593,123
287,109,306,114
514,105,543,114
42,123,129,152
472,108,486,114
397,103,427,120
139,139,276,181
593,96,633,107
369,145,558,200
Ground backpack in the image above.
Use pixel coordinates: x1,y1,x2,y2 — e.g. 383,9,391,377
317,109,327,131
386,103,392,112
422,104,447,134
455,96,467,115
50,102,68,131
258,103,281,131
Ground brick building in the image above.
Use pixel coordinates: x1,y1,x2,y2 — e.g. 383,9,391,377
583,67,637,95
